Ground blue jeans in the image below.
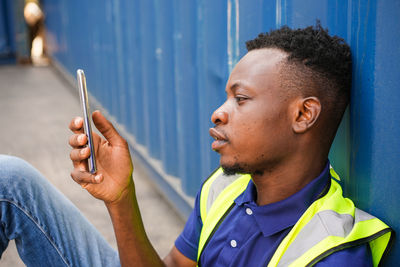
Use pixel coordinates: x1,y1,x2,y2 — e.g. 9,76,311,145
0,155,120,267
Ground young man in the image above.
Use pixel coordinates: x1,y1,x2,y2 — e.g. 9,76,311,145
0,24,393,266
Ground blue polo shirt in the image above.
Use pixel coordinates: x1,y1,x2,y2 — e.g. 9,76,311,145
175,162,373,266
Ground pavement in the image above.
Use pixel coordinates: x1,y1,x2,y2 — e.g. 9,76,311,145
0,65,185,266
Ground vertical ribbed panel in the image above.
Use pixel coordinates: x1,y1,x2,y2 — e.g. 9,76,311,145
154,0,179,176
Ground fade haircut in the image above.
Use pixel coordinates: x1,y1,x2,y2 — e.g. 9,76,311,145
246,23,352,138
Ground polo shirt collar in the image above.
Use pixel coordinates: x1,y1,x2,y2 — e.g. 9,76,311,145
234,161,331,237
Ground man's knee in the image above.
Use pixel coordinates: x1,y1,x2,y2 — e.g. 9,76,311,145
0,155,43,192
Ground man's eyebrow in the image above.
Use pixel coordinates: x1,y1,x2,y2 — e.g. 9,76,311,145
226,82,243,94
226,82,254,94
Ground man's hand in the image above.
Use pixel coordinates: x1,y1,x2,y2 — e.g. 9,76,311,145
69,110,195,267
69,110,134,204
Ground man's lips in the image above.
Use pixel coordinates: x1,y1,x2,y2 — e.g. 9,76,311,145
209,128,228,150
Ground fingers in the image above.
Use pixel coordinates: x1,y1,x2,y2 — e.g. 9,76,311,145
69,147,90,171
71,169,103,186
69,115,104,187
70,147,90,162
69,117,84,134
69,133,87,148
92,110,125,146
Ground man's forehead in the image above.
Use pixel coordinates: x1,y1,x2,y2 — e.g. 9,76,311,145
227,48,288,90
236,48,287,73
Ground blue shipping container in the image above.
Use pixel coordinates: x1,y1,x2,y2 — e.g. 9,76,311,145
42,0,400,264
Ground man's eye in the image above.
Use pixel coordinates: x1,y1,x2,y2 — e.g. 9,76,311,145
235,96,247,103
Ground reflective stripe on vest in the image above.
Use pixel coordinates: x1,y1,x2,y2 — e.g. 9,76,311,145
198,168,251,261
197,167,393,267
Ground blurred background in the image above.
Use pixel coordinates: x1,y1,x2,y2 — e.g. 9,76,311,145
1,0,399,265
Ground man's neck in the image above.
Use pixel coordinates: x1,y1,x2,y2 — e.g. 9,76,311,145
251,157,327,206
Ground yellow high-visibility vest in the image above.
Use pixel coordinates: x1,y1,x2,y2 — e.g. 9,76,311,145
197,167,393,267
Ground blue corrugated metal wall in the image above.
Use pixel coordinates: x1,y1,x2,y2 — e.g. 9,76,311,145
0,0,13,58
0,0,30,63
0,0,19,63
42,0,400,264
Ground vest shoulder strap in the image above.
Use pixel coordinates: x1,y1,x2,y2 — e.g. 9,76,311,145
268,179,393,267
197,168,250,261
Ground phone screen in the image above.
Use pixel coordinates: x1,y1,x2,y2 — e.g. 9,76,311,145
76,69,97,173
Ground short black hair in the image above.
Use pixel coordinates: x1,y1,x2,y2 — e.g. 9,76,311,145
246,23,352,136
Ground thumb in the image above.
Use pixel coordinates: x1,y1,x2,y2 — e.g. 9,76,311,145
92,110,124,146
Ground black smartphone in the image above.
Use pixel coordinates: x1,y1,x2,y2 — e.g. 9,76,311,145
76,69,97,173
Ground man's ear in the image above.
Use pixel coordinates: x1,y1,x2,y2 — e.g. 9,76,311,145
292,97,321,133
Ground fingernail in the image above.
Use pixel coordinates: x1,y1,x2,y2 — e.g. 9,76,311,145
78,134,85,143
80,147,87,155
75,118,81,126
95,174,102,183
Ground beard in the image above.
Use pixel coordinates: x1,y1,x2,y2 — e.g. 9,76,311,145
221,157,281,176
221,163,249,176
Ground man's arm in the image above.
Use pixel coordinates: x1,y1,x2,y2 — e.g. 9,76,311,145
106,185,196,267
68,110,196,267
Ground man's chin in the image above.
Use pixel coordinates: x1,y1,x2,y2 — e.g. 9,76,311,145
221,163,247,176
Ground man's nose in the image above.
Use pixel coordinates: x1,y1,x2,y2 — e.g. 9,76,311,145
211,107,228,125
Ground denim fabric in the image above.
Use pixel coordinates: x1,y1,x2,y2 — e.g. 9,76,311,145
0,155,120,267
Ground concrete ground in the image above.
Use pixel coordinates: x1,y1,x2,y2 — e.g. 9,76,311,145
0,65,185,266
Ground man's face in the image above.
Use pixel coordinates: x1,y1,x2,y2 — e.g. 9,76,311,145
209,48,296,175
